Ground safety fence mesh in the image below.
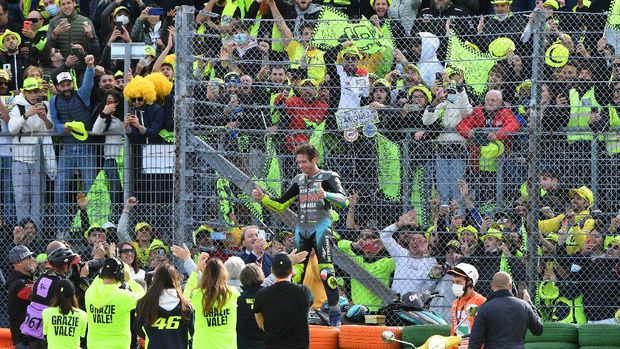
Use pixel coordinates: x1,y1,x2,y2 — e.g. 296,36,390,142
173,3,620,326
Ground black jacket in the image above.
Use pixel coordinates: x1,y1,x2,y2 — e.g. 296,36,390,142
6,270,34,345
237,285,265,349
468,289,543,349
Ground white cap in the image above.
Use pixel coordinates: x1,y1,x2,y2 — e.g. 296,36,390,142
448,263,479,286
56,72,72,84
102,222,116,230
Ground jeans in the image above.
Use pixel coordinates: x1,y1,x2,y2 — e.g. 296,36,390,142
54,144,96,237
436,157,465,206
103,158,123,220
12,161,42,227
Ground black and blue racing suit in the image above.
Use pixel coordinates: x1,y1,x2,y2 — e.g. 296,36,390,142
260,170,348,314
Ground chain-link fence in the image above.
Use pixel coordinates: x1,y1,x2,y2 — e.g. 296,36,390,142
0,136,175,326
173,2,620,327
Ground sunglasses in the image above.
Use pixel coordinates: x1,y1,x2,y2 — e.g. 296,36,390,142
120,248,136,254
344,55,358,61
0,82,8,86
130,97,144,103
27,17,42,22
609,245,620,251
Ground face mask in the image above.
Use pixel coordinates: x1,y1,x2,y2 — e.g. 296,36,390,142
46,5,59,16
446,94,457,103
495,13,509,21
116,15,129,25
234,33,248,46
452,283,465,297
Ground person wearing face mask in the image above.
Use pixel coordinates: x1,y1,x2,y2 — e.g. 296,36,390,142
423,81,472,210
224,21,264,78
41,0,60,19
446,262,485,349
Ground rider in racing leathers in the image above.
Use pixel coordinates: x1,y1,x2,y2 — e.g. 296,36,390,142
252,144,348,326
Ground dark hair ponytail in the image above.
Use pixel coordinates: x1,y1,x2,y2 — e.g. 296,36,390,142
50,279,78,315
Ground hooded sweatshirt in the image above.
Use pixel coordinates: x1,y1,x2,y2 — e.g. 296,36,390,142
417,32,444,87
85,276,145,349
135,289,194,349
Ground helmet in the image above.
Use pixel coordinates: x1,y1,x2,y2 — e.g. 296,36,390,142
345,304,369,323
99,257,125,281
447,263,479,287
47,247,80,268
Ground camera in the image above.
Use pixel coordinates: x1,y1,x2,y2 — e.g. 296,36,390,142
71,47,80,56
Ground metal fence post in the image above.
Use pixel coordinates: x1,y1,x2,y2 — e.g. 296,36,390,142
590,139,598,205
34,139,44,231
123,44,133,203
496,157,504,206
525,8,547,294
174,5,196,245
402,130,412,213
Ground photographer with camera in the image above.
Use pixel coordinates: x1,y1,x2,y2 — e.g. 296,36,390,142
8,78,54,227
22,246,90,347
85,257,145,349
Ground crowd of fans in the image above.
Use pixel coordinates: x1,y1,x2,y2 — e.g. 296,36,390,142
1,0,620,347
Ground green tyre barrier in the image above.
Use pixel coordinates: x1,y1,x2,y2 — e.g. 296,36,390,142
525,322,578,343
401,324,451,346
524,342,578,349
578,324,620,346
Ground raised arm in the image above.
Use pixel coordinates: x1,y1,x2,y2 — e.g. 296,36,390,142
152,27,175,73
266,0,294,46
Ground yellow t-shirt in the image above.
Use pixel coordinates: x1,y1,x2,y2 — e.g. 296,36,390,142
42,306,87,349
285,41,326,85
85,277,145,349
538,210,594,255
185,271,240,349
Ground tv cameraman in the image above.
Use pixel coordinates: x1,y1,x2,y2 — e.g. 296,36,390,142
22,246,90,348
